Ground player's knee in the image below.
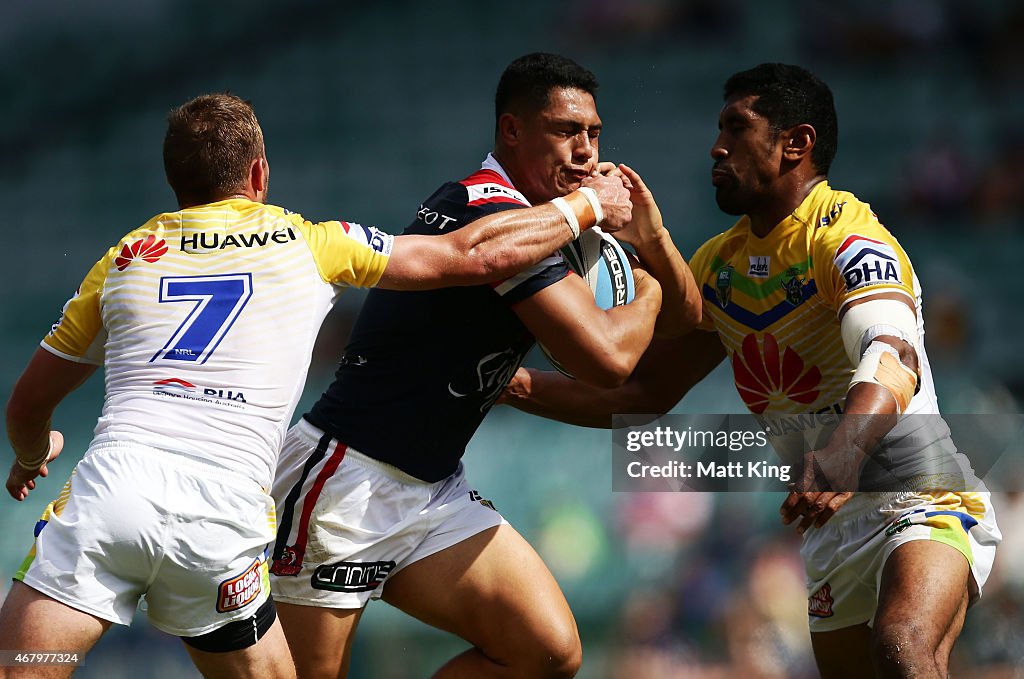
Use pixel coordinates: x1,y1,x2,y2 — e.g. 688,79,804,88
525,617,582,678
182,598,276,653
870,621,939,678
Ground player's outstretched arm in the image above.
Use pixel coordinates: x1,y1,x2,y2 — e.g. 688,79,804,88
501,328,727,426
606,164,702,338
6,348,96,500
377,175,632,290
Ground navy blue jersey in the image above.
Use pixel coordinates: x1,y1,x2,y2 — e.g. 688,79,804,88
305,157,569,481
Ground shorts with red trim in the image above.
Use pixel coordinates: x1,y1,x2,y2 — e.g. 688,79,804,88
268,418,504,609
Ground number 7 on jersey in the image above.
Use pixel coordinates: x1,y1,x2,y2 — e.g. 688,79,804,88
151,273,254,364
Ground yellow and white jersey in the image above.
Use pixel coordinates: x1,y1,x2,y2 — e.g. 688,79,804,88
690,181,961,484
42,199,392,488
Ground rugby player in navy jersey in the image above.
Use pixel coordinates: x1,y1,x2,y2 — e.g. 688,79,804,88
268,53,701,678
1,92,635,679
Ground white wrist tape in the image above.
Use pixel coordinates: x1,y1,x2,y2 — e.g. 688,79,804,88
841,298,919,366
550,197,581,239
577,186,604,225
16,436,53,471
849,341,918,414
552,188,603,240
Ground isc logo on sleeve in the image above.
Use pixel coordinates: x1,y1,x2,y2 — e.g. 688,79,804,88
834,235,902,292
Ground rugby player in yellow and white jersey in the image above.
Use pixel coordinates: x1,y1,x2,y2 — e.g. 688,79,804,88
0,93,635,679
502,64,1000,678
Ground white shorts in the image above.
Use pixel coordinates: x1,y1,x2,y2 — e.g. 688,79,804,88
269,419,504,608
16,442,276,637
802,490,1000,633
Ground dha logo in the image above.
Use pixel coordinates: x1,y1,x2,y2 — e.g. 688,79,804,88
338,222,393,256
834,234,902,292
203,388,247,403
152,377,196,395
152,378,247,405
115,234,168,271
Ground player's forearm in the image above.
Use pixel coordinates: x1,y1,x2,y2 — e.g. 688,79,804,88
6,392,56,468
504,368,623,428
603,284,662,374
833,381,899,449
457,203,577,284
825,332,915,464
573,278,661,387
381,205,577,290
632,229,701,338
816,382,899,485
6,349,95,468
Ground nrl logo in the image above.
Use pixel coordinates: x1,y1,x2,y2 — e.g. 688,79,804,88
715,266,733,308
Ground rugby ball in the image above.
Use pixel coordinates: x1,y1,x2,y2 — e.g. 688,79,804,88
540,227,636,377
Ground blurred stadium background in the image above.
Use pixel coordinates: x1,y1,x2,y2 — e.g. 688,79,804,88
2,1,1023,676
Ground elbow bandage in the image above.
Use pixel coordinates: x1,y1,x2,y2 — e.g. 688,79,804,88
551,187,604,239
849,342,919,414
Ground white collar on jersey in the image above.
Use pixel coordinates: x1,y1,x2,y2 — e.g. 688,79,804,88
480,153,533,206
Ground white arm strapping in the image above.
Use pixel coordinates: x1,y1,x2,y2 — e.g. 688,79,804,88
840,298,919,366
550,197,581,239
577,186,604,225
849,341,919,414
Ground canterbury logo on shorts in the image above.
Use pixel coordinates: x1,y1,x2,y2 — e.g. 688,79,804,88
311,560,396,592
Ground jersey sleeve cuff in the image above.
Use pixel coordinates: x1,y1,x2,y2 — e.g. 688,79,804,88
40,340,103,366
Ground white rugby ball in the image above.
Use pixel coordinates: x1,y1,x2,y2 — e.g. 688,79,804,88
540,227,636,378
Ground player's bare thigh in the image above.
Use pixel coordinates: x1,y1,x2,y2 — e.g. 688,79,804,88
381,524,581,678
811,539,971,679
275,603,363,679
0,582,110,679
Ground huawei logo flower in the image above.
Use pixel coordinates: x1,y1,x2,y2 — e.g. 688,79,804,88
732,333,821,414
114,234,168,271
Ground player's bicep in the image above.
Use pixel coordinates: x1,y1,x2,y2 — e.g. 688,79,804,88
8,348,98,423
